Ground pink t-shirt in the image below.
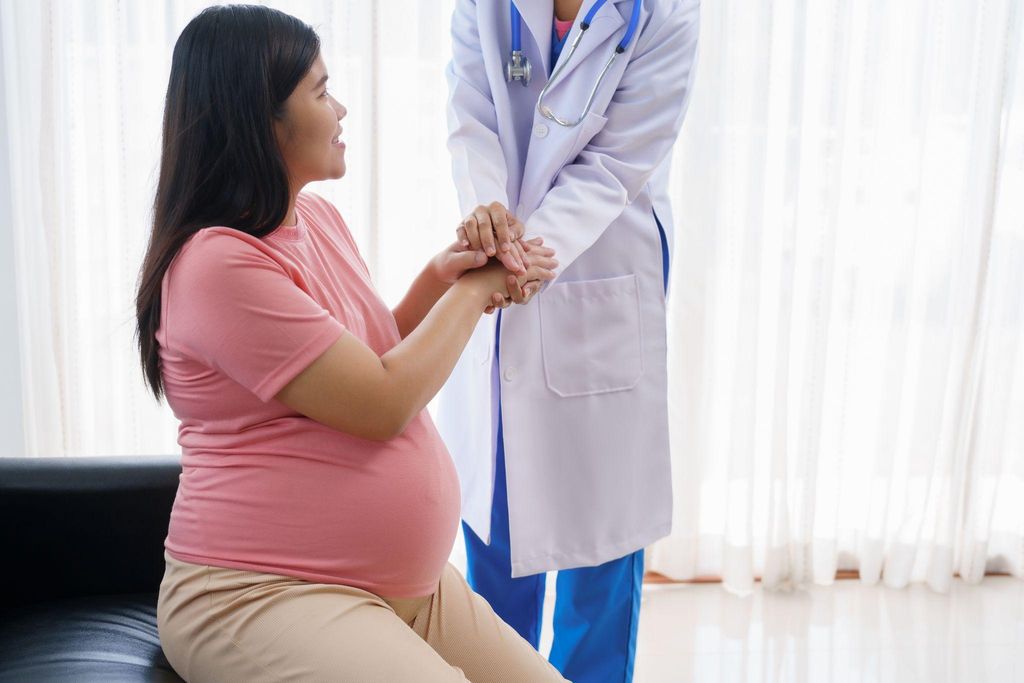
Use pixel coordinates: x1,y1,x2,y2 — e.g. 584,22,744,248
157,191,461,598
554,17,574,40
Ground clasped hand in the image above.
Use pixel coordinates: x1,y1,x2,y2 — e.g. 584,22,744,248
434,201,558,313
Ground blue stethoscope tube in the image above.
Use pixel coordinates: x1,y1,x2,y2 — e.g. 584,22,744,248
506,0,642,127
506,4,531,84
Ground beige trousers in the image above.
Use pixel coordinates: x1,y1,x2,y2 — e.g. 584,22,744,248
156,552,566,682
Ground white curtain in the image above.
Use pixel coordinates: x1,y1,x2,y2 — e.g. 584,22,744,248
649,0,1024,593
3,0,1022,594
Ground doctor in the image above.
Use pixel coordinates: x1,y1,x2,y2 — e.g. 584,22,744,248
438,0,700,680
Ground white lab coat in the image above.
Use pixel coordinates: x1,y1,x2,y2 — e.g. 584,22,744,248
437,0,700,577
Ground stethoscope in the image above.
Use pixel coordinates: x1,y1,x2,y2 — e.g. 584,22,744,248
505,0,642,128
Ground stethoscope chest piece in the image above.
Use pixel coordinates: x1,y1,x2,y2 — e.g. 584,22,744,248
506,50,532,85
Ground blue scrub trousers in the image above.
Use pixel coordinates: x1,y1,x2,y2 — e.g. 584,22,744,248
463,214,670,683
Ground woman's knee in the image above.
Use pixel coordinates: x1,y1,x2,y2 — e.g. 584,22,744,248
420,564,567,682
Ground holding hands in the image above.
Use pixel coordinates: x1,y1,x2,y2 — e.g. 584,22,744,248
437,201,558,314
457,201,529,275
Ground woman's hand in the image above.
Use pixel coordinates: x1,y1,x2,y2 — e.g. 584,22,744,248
458,260,514,309
430,241,490,285
457,202,528,276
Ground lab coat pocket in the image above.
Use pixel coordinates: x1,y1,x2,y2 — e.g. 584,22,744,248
539,274,644,397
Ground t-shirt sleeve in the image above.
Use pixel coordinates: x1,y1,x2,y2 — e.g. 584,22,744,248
165,230,346,402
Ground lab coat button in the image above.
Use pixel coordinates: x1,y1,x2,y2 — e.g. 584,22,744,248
533,124,548,139
503,367,516,382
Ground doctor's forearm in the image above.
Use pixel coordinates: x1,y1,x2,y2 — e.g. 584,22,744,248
522,0,699,282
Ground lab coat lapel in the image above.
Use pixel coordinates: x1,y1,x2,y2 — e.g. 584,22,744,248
514,0,633,221
545,0,626,92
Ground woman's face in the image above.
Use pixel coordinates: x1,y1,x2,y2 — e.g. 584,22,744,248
275,54,347,187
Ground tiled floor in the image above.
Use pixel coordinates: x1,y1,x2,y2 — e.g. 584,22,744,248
453,536,1024,681
624,576,1024,682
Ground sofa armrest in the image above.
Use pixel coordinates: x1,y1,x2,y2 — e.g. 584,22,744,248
0,455,181,609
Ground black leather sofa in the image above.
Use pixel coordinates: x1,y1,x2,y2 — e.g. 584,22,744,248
0,455,185,682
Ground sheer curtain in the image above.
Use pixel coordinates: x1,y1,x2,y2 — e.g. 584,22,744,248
649,0,1024,593
3,0,1022,594
0,0,459,456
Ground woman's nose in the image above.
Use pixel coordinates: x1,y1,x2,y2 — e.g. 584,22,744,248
333,99,347,121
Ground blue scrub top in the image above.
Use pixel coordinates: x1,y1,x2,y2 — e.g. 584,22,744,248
551,24,569,69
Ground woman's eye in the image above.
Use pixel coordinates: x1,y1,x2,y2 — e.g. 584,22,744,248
320,89,329,99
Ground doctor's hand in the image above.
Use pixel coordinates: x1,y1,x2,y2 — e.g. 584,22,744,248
483,237,558,313
457,202,529,276
509,237,557,306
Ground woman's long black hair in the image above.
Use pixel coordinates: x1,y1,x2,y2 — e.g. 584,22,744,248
136,5,320,399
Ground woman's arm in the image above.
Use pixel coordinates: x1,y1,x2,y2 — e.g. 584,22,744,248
391,248,484,339
392,235,557,338
276,264,506,441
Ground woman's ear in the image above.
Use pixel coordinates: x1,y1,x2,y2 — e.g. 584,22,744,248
273,111,290,145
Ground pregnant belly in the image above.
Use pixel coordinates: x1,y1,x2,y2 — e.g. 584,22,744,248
167,428,462,597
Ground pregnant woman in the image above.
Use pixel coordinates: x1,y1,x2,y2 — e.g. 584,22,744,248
134,5,563,681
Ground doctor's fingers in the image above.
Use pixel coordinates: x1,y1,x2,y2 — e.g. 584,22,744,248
457,218,476,249
508,276,542,305
487,204,517,258
506,275,533,305
506,213,526,241
456,223,470,248
459,216,483,252
497,247,528,276
521,242,555,260
521,238,558,262
476,204,523,269
471,208,498,257
511,267,553,302
522,256,558,283
491,291,512,310
511,239,530,269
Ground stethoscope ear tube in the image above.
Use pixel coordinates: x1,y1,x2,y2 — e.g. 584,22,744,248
538,49,618,127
